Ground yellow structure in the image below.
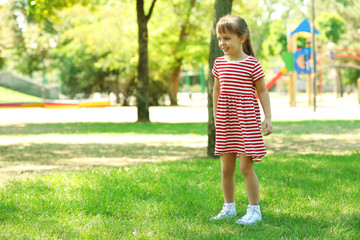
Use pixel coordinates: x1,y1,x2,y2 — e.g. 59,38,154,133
287,34,297,107
358,78,360,104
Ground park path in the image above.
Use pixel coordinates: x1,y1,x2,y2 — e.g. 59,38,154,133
0,93,359,124
0,93,359,185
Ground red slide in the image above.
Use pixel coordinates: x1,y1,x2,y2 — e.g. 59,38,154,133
256,67,287,98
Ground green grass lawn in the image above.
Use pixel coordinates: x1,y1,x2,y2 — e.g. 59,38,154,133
0,121,359,239
0,86,42,103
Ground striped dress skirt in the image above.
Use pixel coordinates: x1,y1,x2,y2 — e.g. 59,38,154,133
215,93,266,162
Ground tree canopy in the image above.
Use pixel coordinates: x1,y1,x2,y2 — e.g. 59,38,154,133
0,0,358,105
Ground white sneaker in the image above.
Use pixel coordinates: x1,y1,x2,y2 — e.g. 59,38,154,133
235,205,261,225
210,203,236,221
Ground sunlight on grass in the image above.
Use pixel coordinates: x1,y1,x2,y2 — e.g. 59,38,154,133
0,121,359,239
265,131,360,155
0,133,206,146
0,86,42,103
0,157,359,239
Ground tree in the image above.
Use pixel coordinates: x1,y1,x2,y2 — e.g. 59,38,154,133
136,0,157,122
26,0,94,22
148,0,212,106
207,0,233,157
317,12,345,44
53,3,138,101
0,0,15,70
0,0,40,76
5,0,97,80
261,20,287,57
168,0,196,106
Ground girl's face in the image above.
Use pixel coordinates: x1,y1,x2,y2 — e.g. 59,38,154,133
217,31,246,60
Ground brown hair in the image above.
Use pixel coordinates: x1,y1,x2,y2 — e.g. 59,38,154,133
216,15,255,57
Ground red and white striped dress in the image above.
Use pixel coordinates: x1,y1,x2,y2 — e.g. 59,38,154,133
212,55,266,162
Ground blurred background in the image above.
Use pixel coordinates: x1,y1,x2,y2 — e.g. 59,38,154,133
0,0,359,107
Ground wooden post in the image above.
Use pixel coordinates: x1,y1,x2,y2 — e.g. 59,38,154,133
288,72,293,106
306,73,311,106
318,56,322,95
357,77,360,105
311,0,317,112
288,34,297,107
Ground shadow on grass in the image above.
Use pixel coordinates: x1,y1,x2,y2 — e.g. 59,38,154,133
0,142,206,185
1,120,360,136
273,120,360,135
265,135,360,155
1,142,206,163
1,120,360,238
0,122,208,136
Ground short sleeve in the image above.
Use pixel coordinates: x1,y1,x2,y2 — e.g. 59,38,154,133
212,59,219,79
252,60,265,82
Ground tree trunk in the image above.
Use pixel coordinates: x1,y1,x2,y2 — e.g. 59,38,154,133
335,68,344,98
207,0,233,157
136,0,157,122
169,65,181,105
168,0,196,106
113,79,121,104
122,76,136,106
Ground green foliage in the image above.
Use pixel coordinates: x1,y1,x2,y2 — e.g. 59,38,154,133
55,46,109,98
2,0,359,97
261,20,287,57
0,2,13,70
343,68,360,86
5,0,41,77
334,0,354,6
26,0,97,22
0,56,5,69
316,12,345,44
52,3,138,99
149,0,213,81
327,0,360,51
149,78,168,106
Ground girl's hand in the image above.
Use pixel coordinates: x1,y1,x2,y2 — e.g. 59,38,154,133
262,118,273,136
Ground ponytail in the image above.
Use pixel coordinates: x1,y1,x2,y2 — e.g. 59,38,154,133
243,31,255,57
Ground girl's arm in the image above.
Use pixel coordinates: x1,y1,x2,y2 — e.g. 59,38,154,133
254,78,273,136
213,77,220,121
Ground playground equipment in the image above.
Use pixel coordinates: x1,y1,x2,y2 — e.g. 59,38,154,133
266,68,288,91
317,48,360,100
264,19,360,106
358,78,360,104
256,19,318,105
283,19,319,107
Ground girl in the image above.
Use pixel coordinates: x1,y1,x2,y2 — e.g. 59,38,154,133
210,15,272,225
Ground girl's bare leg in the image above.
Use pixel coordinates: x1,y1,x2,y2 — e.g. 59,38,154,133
220,153,237,203
239,154,259,205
